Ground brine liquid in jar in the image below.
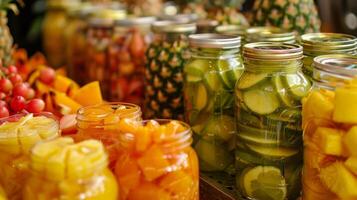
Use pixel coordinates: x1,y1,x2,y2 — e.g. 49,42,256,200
235,43,311,200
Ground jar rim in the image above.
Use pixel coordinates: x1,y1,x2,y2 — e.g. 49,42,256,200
243,42,303,61
189,33,241,49
114,16,156,26
301,33,357,52
246,26,296,43
151,20,196,33
215,24,248,36
313,54,357,78
158,13,198,23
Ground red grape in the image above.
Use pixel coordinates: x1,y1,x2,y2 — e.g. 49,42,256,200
26,88,35,100
39,68,56,85
0,106,9,118
0,78,13,93
7,65,18,74
10,96,26,112
25,99,45,113
12,83,29,97
9,74,22,85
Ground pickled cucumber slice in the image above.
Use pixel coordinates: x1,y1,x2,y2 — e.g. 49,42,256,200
273,76,297,107
203,115,235,142
217,59,243,89
237,73,268,90
185,59,210,77
240,166,287,200
246,143,299,158
243,85,280,115
204,72,223,92
284,73,311,99
193,83,208,111
194,139,233,171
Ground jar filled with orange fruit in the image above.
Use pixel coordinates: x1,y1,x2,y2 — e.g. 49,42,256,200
114,119,199,200
0,113,60,199
23,137,118,200
108,16,156,106
302,54,357,200
75,102,142,169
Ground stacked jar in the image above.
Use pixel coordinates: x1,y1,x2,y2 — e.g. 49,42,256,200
235,43,311,200
75,103,142,169
300,33,357,80
23,137,118,199
114,119,199,200
246,26,296,44
184,34,243,175
0,113,60,199
108,16,156,106
302,55,357,200
215,24,247,38
144,21,196,120
85,8,126,97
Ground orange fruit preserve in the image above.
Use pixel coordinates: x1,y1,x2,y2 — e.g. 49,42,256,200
75,102,142,169
114,119,199,200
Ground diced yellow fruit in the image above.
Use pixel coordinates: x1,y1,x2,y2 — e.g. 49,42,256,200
302,90,334,127
54,92,82,114
35,80,50,95
312,127,346,156
345,157,357,176
137,145,170,181
333,87,357,123
127,182,171,200
53,75,79,94
73,81,103,106
135,127,152,152
344,126,357,156
115,155,141,191
159,171,194,197
320,162,357,199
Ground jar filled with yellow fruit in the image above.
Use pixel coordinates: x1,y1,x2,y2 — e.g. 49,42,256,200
23,137,118,200
302,54,357,200
0,113,60,200
114,119,199,200
75,102,142,169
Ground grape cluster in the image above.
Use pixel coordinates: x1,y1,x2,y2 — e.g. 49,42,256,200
0,65,45,118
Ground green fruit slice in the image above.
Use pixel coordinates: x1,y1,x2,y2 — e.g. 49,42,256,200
204,72,223,92
237,72,268,90
202,115,235,141
273,76,297,107
217,59,243,89
241,166,287,200
194,139,233,171
185,59,210,77
246,143,299,158
284,73,311,99
193,83,208,111
243,85,280,115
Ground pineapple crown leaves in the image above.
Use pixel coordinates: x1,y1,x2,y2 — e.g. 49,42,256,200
0,0,24,15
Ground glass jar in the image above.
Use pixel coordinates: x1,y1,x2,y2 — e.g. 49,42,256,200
65,4,95,85
235,43,311,200
23,137,118,200
184,34,243,175
107,16,156,106
301,33,357,80
76,102,142,169
246,26,296,44
144,21,196,120
302,54,357,200
85,8,126,98
43,1,76,68
196,19,219,33
114,119,199,200
215,24,247,39
0,113,60,200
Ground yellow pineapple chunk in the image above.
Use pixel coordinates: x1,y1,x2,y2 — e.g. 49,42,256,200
320,162,357,199
344,126,357,156
345,157,357,176
333,88,357,123
312,127,346,156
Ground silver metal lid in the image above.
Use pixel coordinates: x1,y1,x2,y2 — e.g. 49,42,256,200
313,54,357,78
301,33,357,52
243,42,303,61
158,13,198,23
246,27,296,43
88,8,127,27
115,16,156,27
151,21,196,33
215,25,248,36
189,34,241,49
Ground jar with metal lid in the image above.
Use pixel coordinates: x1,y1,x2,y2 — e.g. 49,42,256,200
215,24,247,37
158,13,198,23
23,137,118,200
301,33,357,80
144,21,196,120
235,43,311,200
184,34,243,176
246,26,296,44
107,16,156,106
302,54,357,200
196,19,219,33
85,8,126,97
43,0,79,68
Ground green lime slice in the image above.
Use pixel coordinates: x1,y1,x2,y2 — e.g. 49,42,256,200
242,166,287,200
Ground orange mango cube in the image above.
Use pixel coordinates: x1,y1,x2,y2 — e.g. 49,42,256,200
333,87,357,123
127,182,171,200
73,81,103,106
159,171,195,198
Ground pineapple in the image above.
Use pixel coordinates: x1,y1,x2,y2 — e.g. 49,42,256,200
0,0,21,66
144,36,189,120
250,0,321,34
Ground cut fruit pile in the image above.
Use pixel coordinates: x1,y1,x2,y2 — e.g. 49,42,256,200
302,80,357,199
114,119,199,200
